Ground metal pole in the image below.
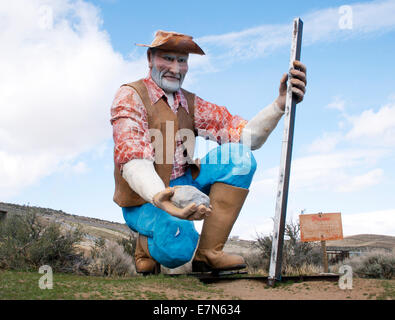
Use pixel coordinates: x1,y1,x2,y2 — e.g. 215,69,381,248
268,17,303,287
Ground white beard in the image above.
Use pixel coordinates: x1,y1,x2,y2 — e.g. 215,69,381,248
151,65,185,93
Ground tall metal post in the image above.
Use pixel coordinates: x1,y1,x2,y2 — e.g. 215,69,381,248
268,17,303,286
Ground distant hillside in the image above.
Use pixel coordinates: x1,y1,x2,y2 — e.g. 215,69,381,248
0,202,254,255
0,202,132,243
2,201,394,254
326,234,395,252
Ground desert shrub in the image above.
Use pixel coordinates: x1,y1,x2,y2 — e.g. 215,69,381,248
253,220,321,274
246,235,272,273
0,210,87,273
244,251,269,274
94,236,106,249
341,250,395,279
117,235,137,259
282,222,322,269
87,239,136,277
255,234,272,262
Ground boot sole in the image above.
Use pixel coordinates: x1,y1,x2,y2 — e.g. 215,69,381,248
192,260,246,273
136,263,161,275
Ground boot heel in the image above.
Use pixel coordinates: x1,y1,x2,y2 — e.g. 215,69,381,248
139,261,161,276
154,262,161,275
192,260,212,272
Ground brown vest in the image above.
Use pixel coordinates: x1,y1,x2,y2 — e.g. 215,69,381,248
113,79,200,207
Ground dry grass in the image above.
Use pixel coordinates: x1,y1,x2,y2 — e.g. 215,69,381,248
86,239,136,277
283,263,322,276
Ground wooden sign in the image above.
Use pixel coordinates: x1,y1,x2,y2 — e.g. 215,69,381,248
299,212,343,242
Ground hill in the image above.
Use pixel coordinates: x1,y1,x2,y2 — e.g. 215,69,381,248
0,201,131,242
1,201,394,255
326,234,395,252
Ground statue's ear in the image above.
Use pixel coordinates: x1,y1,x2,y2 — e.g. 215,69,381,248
147,49,154,69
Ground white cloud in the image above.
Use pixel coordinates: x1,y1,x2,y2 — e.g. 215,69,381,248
346,102,395,147
233,217,275,241
0,0,147,198
342,209,395,236
196,0,395,66
297,96,395,194
307,132,342,153
0,151,60,198
325,96,346,112
252,149,388,194
336,168,384,192
65,161,90,175
197,24,290,62
294,149,387,192
307,98,395,155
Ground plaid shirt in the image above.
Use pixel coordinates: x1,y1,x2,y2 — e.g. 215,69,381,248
110,76,247,180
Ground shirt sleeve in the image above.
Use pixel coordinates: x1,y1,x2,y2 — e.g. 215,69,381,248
110,86,155,172
194,95,248,144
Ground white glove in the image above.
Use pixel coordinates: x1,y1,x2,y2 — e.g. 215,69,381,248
240,100,284,150
122,159,165,204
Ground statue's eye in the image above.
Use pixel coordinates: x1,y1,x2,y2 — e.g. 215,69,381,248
163,56,174,62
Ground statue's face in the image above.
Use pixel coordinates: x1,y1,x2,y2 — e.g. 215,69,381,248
148,49,189,93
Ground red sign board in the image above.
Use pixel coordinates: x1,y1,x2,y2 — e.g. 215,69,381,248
299,212,343,242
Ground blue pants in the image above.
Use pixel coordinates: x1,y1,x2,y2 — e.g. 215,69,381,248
122,143,257,268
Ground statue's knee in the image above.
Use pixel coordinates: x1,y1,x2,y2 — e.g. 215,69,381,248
229,143,257,177
244,146,257,175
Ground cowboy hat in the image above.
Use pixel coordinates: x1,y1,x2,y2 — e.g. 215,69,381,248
136,30,205,55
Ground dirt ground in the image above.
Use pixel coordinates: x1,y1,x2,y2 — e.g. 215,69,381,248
211,278,395,300
123,274,395,300
1,270,394,300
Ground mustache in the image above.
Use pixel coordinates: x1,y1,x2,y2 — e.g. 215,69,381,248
161,71,181,80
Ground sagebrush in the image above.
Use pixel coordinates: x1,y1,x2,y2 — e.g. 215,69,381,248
87,238,136,277
248,220,322,275
339,250,395,279
0,211,138,277
0,210,87,273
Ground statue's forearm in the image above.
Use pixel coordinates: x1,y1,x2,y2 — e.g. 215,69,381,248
240,100,284,150
122,159,166,203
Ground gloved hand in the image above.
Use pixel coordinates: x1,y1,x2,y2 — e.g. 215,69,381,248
122,159,212,220
275,60,307,110
153,186,212,221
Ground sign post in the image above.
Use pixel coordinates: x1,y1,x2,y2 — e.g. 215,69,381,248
267,17,303,287
321,240,329,273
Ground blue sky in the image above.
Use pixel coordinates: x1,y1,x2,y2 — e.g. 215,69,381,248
1,0,395,239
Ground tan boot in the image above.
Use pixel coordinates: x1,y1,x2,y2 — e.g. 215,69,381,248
135,234,161,275
192,182,249,272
